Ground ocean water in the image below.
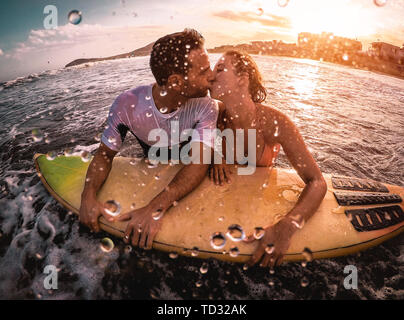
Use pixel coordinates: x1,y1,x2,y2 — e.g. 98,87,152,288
0,54,403,300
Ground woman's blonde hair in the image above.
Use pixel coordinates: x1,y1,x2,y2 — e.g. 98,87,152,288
225,50,267,103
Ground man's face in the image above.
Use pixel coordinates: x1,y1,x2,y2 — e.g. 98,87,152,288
182,47,213,98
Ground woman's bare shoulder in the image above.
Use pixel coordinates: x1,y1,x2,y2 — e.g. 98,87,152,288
256,103,291,124
256,103,297,142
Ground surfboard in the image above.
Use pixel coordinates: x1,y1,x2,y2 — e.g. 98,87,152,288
33,153,404,263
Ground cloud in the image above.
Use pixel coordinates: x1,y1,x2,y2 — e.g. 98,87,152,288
0,22,171,81
7,23,165,60
213,10,292,30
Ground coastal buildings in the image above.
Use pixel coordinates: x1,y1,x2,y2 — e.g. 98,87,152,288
369,42,404,64
297,32,362,61
209,32,363,62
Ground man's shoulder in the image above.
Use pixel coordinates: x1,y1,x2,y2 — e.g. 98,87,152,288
113,84,152,108
117,84,151,100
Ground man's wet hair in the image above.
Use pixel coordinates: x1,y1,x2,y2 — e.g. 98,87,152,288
150,28,205,86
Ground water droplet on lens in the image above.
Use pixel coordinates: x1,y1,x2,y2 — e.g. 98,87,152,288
265,244,275,254
302,247,313,262
229,246,239,257
191,247,199,257
46,151,57,160
342,53,349,61
147,160,158,168
68,10,82,25
277,0,289,7
195,280,203,287
210,232,226,250
32,129,43,142
154,174,160,180
159,107,168,113
253,227,265,240
226,224,245,242
80,151,92,162
129,160,137,166
100,237,114,252
242,264,249,271
145,95,151,100
300,276,309,287
290,214,305,229
169,252,178,259
218,216,224,222
160,90,167,97
104,200,121,216
64,148,73,156
124,245,132,254
152,209,164,220
146,112,153,118
200,263,208,274
374,0,387,6
256,7,264,15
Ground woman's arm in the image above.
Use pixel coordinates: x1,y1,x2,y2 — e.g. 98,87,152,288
276,112,327,225
247,109,327,267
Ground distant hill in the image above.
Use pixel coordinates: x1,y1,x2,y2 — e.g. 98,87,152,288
65,42,155,68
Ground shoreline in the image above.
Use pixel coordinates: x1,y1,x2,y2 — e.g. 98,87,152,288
2,48,404,87
208,48,404,81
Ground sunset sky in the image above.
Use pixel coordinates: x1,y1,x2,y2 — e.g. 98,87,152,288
0,0,403,81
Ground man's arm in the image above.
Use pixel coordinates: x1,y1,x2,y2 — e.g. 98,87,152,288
79,142,118,232
151,162,209,211
116,142,210,249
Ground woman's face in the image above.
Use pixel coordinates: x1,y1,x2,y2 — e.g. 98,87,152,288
210,55,242,100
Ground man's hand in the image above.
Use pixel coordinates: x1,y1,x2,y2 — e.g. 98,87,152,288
244,218,296,268
209,163,233,185
79,195,114,232
114,204,164,249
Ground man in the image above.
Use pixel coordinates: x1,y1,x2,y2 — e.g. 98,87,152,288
79,29,219,249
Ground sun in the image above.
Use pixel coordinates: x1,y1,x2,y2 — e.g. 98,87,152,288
290,4,375,39
259,0,377,40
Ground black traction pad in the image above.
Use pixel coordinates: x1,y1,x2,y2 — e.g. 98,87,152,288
345,205,404,232
334,192,402,206
332,176,389,193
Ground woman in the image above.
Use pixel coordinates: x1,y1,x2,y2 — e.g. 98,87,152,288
209,51,327,268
